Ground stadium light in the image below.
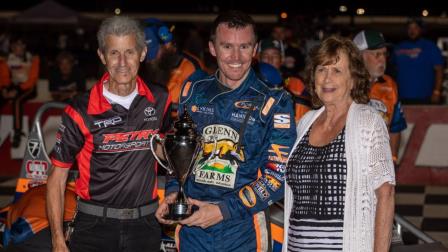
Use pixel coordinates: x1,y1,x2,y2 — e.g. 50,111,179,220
356,8,365,15
280,12,288,19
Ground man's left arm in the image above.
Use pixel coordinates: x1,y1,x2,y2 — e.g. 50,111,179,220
430,43,444,104
431,65,443,104
180,93,296,228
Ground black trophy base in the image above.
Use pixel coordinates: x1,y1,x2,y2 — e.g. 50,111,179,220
165,203,192,221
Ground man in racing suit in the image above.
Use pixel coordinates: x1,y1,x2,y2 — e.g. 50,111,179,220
156,11,296,251
354,30,407,164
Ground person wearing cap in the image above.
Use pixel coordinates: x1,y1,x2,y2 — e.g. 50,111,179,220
258,37,311,122
354,30,407,165
142,18,206,119
393,17,444,104
47,16,171,252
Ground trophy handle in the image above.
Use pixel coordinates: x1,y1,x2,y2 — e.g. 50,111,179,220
149,134,174,174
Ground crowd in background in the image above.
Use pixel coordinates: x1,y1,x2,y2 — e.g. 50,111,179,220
0,15,446,148
0,10,445,252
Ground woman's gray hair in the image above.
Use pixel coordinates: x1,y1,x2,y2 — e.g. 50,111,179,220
97,16,146,53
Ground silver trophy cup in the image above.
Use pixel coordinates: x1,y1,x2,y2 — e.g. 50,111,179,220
151,111,201,220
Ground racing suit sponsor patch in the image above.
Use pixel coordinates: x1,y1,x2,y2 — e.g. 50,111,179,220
193,124,243,189
262,97,275,116
230,111,255,124
234,100,258,110
182,81,192,97
191,105,214,115
273,114,291,129
262,175,281,192
267,144,289,163
266,162,286,174
252,180,270,200
239,185,257,208
265,168,284,181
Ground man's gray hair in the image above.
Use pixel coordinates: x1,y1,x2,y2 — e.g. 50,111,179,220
97,16,146,53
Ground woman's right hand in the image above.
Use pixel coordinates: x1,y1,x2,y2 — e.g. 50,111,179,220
155,192,177,225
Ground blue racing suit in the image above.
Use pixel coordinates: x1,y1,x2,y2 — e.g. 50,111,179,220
166,69,296,251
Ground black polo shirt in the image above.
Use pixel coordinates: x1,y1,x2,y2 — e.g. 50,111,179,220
51,73,171,208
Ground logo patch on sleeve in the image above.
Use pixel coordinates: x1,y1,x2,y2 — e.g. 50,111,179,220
268,144,289,163
266,162,286,173
262,97,275,116
273,114,290,129
263,175,282,192
239,185,257,208
252,181,270,200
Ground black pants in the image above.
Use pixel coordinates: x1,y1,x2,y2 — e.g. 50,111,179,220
69,212,161,252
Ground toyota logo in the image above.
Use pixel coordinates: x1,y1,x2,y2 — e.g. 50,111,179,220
144,106,156,117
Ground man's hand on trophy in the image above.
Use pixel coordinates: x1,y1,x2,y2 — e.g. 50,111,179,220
179,198,223,229
155,192,178,225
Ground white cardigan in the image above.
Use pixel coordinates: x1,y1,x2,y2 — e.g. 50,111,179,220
283,102,395,252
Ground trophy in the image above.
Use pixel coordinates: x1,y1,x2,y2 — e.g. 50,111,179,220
150,111,202,220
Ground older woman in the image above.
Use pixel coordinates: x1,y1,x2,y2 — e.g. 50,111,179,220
283,36,395,252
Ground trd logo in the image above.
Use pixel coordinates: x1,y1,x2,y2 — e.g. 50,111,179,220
93,116,123,128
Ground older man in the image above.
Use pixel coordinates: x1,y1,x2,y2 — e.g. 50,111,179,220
354,30,407,164
47,16,171,252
